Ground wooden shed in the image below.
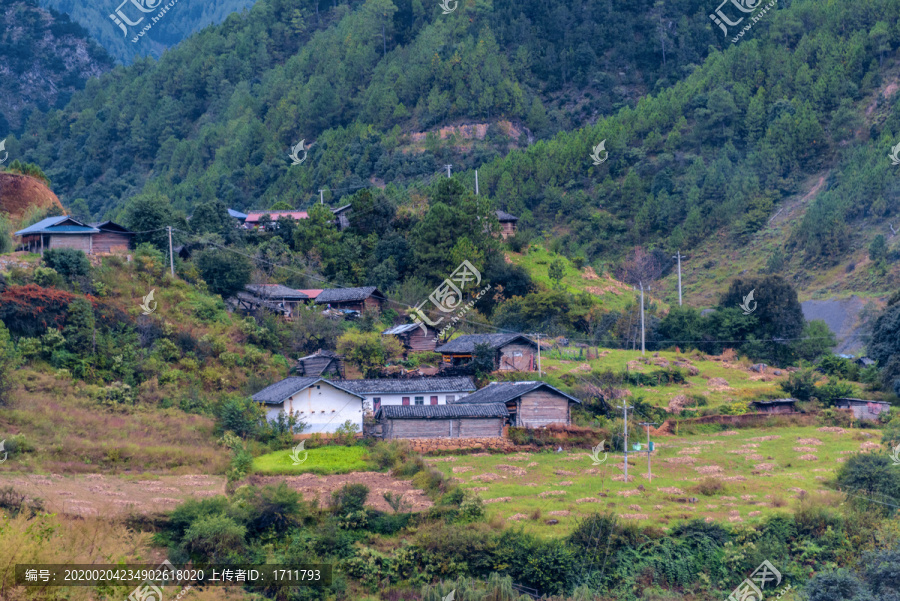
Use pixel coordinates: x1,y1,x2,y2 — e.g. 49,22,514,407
296,350,345,379
332,204,352,231
451,381,581,428
315,286,386,312
495,210,519,239
435,333,537,371
245,284,310,318
89,221,134,254
375,403,508,439
750,398,798,414
383,323,439,354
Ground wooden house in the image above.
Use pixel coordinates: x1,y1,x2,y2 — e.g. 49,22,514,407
15,216,133,255
376,403,508,439
296,350,345,379
451,381,581,428
245,284,310,317
834,398,891,421
435,333,537,371
495,210,519,239
750,398,798,414
383,323,439,353
336,377,475,412
315,286,385,312
332,204,352,231
251,377,365,433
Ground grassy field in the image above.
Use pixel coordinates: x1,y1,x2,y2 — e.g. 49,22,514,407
427,424,886,537
533,348,823,410
252,445,371,475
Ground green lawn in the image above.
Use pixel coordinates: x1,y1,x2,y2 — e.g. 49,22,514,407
427,425,885,537
253,444,371,475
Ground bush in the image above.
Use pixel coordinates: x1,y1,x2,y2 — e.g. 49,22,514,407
780,368,818,401
180,513,247,561
332,483,369,514
0,486,45,518
219,396,265,438
814,379,855,407
42,248,90,281
231,483,305,537
692,478,725,496
835,453,900,514
33,266,64,288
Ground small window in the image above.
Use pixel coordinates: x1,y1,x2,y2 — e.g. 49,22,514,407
402,397,410,406
414,396,424,405
373,397,381,411
446,395,455,403
512,351,523,357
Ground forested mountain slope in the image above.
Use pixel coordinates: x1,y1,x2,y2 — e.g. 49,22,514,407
13,0,720,217
36,0,259,64
0,1,113,137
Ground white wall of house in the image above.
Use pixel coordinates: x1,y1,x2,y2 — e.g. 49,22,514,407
365,390,470,411
264,381,364,434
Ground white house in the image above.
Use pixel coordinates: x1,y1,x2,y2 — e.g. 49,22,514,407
251,377,364,434
335,377,476,413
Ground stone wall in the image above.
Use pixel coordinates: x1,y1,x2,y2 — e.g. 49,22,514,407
403,437,517,453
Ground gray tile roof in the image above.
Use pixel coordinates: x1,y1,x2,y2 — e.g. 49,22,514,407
434,333,536,353
334,377,475,395
251,377,362,404
835,398,890,405
315,286,382,304
375,403,509,419
246,284,309,300
750,398,797,405
496,210,519,222
452,381,582,405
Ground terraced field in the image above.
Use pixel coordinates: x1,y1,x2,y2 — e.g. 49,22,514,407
428,425,887,535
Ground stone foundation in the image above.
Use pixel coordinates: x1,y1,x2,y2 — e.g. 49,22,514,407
402,437,516,453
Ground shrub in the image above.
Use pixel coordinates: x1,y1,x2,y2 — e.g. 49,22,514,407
836,453,900,514
332,420,360,446
0,285,75,338
814,379,855,407
33,266,64,288
42,248,91,281
218,396,264,438
692,478,725,496
332,483,369,514
0,486,45,518
180,513,247,561
231,483,305,537
780,368,818,401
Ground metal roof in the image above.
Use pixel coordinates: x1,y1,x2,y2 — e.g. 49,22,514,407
383,323,428,335
228,209,248,219
245,284,309,300
89,220,134,234
835,398,890,405
15,216,99,236
251,377,363,404
335,377,476,395
315,286,382,304
435,333,536,353
375,403,509,420
452,381,582,405
244,211,309,222
751,398,797,405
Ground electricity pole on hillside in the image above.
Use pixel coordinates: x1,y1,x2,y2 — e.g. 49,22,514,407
475,169,480,195
639,282,647,355
672,251,683,306
617,403,634,480
639,422,658,482
319,189,325,205
167,226,175,277
528,333,542,375
445,164,452,178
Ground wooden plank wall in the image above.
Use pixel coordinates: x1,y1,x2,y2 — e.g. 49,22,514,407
383,417,504,439
517,390,570,427
92,232,130,253
499,343,536,371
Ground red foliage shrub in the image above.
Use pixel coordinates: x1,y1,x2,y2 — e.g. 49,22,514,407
0,284,75,337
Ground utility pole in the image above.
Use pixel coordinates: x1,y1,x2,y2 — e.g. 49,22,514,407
530,333,542,375
639,282,645,355
445,164,452,178
167,226,175,277
319,189,325,205
475,169,479,195
617,403,634,480
672,251,683,306
639,422,658,482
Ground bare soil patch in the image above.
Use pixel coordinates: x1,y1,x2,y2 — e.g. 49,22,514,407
253,472,433,512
